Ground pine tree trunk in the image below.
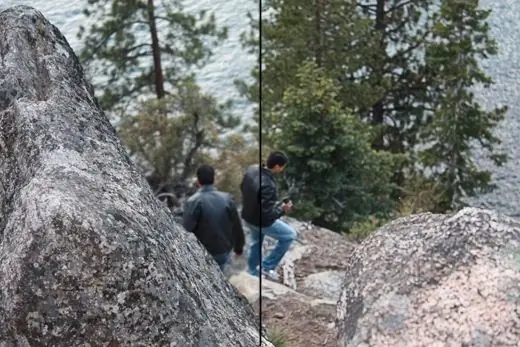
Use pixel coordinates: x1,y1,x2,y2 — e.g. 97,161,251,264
371,0,386,150
147,0,165,100
314,0,322,66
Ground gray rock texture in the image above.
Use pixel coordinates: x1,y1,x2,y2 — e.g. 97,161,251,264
336,207,520,347
0,5,269,346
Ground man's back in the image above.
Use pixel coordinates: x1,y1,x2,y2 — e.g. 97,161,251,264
240,164,283,227
183,185,244,256
240,165,260,224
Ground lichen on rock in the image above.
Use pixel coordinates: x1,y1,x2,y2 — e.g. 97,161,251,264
336,207,520,347
0,5,270,346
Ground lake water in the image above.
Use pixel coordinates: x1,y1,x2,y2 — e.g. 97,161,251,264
2,0,519,217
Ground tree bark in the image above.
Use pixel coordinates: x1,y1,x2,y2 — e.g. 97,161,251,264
371,0,386,150
314,0,323,66
147,0,165,100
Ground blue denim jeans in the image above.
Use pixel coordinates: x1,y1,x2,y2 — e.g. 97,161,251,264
213,252,231,271
246,219,297,275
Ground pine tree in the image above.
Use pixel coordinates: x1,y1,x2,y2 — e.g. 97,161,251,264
348,0,507,207
242,0,507,213
117,81,240,190
357,0,435,152
238,0,376,141
271,61,400,231
77,0,242,195
419,0,507,209
78,0,227,113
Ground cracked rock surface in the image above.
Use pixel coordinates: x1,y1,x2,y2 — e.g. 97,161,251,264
336,207,520,347
0,5,269,346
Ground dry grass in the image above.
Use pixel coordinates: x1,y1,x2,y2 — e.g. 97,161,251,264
397,176,445,217
348,176,446,241
267,328,288,347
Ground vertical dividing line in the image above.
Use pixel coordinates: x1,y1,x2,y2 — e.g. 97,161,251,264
257,0,263,345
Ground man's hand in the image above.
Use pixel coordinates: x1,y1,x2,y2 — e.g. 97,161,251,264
282,200,293,213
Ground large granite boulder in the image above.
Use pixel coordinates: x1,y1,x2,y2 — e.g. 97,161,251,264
337,208,520,347
0,5,270,346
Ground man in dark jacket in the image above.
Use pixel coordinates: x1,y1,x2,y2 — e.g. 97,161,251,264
183,165,245,270
240,151,296,281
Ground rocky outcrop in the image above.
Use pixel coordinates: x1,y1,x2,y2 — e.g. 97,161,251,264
229,218,356,347
0,6,270,346
337,207,520,347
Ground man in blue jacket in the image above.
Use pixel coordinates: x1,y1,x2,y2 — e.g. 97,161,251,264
183,165,245,270
240,151,296,281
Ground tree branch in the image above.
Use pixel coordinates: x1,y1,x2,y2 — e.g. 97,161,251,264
81,20,152,63
385,0,413,15
181,111,205,180
357,2,376,14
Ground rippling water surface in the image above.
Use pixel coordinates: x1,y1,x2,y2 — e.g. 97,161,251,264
2,0,519,217
2,0,257,118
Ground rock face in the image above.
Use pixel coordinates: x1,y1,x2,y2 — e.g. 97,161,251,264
229,218,357,347
337,207,520,347
0,6,270,346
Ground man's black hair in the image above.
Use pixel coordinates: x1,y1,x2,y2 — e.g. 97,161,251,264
266,151,289,169
196,164,215,185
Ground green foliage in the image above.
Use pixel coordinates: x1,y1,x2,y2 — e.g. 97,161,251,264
272,61,401,231
240,0,507,229
239,0,376,139
78,0,227,113
79,0,242,191
419,0,507,209
396,174,447,215
209,134,261,201
358,0,436,152
347,175,448,241
117,80,239,185
348,215,392,242
267,328,287,347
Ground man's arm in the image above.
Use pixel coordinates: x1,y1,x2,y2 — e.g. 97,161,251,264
228,197,245,255
240,175,245,192
260,183,284,222
182,199,201,233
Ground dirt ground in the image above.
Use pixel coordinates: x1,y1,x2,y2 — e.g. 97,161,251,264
255,223,357,347
255,295,337,347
